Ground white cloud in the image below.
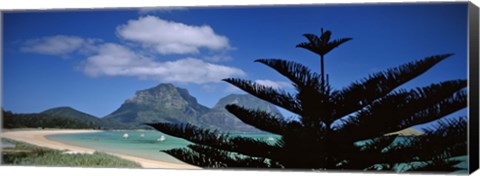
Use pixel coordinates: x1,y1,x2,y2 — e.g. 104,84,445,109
20,17,240,84
204,54,233,62
116,16,230,55
82,43,245,84
255,80,292,89
21,35,100,57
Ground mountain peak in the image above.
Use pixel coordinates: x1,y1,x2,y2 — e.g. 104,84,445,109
42,106,84,115
157,83,175,87
104,83,209,126
152,83,176,90
43,106,75,112
126,83,181,104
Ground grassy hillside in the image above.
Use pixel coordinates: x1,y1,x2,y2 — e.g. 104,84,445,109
41,107,106,127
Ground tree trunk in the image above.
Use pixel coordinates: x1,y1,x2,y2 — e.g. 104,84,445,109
321,55,325,89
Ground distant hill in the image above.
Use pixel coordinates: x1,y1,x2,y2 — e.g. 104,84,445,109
2,110,98,129
42,107,102,125
200,94,284,132
102,83,210,129
41,107,124,129
42,107,97,119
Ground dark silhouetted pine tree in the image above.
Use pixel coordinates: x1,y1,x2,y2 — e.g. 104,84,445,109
147,29,467,172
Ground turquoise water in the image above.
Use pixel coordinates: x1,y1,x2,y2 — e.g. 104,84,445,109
48,132,468,173
354,137,468,174
47,131,277,164
355,137,468,173
48,131,191,163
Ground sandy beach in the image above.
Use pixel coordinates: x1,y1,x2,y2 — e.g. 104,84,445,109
0,129,199,169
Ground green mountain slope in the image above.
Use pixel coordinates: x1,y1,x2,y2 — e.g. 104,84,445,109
41,106,121,129
200,94,285,132
2,110,98,129
42,107,99,121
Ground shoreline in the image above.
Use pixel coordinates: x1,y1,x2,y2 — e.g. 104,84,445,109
0,129,199,169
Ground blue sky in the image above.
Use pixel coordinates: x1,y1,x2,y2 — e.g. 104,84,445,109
2,2,468,126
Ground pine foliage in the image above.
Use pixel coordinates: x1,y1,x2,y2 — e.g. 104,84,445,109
147,29,467,173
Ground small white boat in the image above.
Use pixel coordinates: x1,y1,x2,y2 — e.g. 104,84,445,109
157,135,166,142
267,136,275,141
140,133,145,138
123,133,129,139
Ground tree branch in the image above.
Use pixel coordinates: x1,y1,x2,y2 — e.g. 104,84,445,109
223,78,302,115
146,123,281,159
332,54,453,121
226,104,302,135
336,80,466,141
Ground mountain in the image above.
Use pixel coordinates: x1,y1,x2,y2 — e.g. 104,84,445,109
102,83,210,128
35,84,286,132
199,94,285,132
42,107,99,121
41,106,110,129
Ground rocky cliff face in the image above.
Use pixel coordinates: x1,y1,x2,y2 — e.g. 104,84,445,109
103,83,209,128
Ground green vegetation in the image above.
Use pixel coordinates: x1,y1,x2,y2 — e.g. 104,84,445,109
148,29,467,173
2,110,99,129
1,138,141,168
41,107,111,129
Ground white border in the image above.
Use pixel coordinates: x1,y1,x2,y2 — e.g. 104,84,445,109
0,0,478,176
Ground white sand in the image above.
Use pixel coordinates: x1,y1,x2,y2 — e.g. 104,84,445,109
1,129,199,169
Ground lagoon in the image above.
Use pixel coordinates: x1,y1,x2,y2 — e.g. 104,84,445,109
47,130,277,164
48,130,191,164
